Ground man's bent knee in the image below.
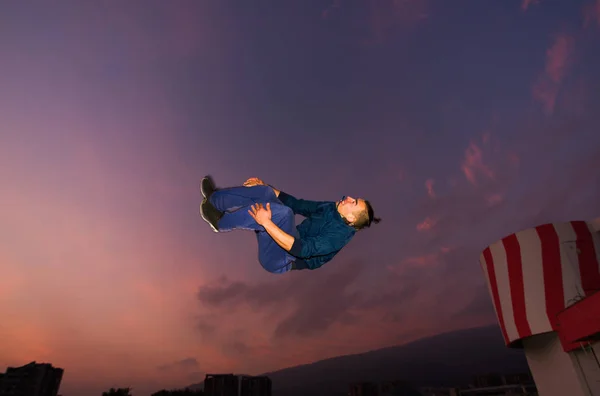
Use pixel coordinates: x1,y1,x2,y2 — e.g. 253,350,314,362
259,257,291,273
270,203,293,222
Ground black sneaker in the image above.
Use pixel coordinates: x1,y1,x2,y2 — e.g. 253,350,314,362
201,175,216,198
200,198,223,232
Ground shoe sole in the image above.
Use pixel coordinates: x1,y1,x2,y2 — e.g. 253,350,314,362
200,176,215,198
200,199,219,233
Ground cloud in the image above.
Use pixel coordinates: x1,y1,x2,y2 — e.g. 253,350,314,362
521,0,540,12
461,139,495,185
196,314,218,338
453,284,496,322
507,152,520,169
416,216,437,232
387,248,448,276
191,127,600,368
382,244,495,325
410,114,593,260
425,178,436,198
196,260,366,340
194,243,499,357
485,193,504,207
157,358,200,372
532,32,575,115
273,266,365,339
366,0,429,43
583,0,600,28
321,0,429,44
545,34,573,83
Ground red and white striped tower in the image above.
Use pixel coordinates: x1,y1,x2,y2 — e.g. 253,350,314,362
479,217,600,396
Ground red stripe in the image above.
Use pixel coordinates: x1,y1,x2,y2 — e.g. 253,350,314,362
571,221,600,296
483,247,509,345
502,234,532,338
536,223,564,330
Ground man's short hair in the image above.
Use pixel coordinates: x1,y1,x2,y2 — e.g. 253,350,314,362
354,200,381,230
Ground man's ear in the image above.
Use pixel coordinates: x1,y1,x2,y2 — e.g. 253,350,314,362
346,213,356,224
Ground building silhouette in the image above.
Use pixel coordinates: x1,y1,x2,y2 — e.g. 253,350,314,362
349,381,378,396
0,361,63,396
203,374,271,396
204,374,238,396
240,375,271,396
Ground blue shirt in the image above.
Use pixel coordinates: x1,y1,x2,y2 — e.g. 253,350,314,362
277,191,356,270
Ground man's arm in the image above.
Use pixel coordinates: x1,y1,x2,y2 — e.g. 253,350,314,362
244,177,322,216
289,229,352,259
277,191,325,217
250,201,354,258
261,218,295,251
261,219,351,259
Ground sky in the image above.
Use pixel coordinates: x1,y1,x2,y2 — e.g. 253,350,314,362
1,0,599,394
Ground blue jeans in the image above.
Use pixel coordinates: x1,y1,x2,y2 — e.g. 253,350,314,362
208,185,297,274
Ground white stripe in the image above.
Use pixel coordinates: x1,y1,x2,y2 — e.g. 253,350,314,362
515,228,551,335
553,222,582,308
489,239,519,343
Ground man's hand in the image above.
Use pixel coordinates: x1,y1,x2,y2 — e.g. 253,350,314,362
243,177,280,197
243,177,266,187
250,202,295,251
248,203,272,225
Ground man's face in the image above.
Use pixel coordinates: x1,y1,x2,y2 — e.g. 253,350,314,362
337,196,366,223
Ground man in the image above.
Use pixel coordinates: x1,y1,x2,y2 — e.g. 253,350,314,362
200,175,380,274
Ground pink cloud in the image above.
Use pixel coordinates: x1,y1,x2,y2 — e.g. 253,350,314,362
485,193,504,207
507,152,520,169
416,216,436,231
531,32,575,115
322,0,429,44
545,34,572,82
368,0,429,42
425,178,436,198
482,131,491,144
583,0,600,28
461,141,495,185
387,245,455,276
402,253,439,268
532,78,558,114
521,0,540,11
440,246,453,254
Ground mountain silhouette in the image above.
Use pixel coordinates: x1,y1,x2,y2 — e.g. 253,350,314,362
187,324,530,396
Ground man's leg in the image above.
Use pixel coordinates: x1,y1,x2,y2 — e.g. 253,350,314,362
255,204,297,274
209,185,279,212
216,201,290,233
201,184,284,232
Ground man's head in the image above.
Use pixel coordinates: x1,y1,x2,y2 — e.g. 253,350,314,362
336,196,381,230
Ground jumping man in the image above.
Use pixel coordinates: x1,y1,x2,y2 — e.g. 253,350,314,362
200,175,381,274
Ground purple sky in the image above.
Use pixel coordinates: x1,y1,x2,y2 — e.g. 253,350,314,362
1,0,599,395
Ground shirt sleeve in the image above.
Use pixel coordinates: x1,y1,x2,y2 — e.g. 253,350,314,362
289,226,353,259
277,190,324,217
